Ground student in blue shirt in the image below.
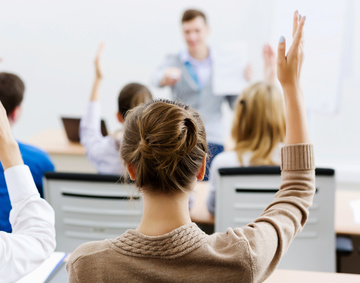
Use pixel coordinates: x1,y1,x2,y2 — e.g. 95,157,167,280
0,72,54,232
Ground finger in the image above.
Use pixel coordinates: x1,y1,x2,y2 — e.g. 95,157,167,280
277,36,286,66
292,10,299,38
291,16,305,51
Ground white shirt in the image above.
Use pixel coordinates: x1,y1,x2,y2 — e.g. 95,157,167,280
80,102,125,175
0,165,55,283
179,50,212,88
207,146,282,215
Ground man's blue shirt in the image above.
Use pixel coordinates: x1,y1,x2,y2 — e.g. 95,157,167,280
0,142,55,232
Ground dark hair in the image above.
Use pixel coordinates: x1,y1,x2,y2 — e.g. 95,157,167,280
121,99,208,194
118,83,152,120
181,9,207,24
0,72,25,116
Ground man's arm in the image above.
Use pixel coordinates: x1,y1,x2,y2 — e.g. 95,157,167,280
0,102,56,282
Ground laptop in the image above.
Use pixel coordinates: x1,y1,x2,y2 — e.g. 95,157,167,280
61,117,108,142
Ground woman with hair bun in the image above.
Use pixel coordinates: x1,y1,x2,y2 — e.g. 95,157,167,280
67,11,313,283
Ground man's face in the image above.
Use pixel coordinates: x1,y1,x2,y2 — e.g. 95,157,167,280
182,16,209,51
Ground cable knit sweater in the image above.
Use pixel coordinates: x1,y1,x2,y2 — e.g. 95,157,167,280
67,144,315,283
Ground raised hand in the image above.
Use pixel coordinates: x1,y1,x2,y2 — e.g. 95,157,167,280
277,11,305,88
0,102,22,169
263,44,276,83
95,43,105,80
90,43,105,102
243,63,252,82
277,11,309,145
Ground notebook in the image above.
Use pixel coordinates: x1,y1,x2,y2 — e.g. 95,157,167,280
61,117,108,142
16,252,67,283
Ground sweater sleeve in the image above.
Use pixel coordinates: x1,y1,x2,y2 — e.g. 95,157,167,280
233,144,315,283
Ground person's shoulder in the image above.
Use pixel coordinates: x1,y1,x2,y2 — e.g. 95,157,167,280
212,150,240,168
68,239,113,265
18,142,48,155
18,142,54,169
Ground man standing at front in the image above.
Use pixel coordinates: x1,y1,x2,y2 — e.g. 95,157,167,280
152,9,250,180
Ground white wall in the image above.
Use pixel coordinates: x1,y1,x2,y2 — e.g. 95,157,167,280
1,0,359,184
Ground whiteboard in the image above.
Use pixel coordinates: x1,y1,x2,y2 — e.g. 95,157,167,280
272,0,354,114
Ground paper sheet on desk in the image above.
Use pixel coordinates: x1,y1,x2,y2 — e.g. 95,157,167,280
16,252,67,283
213,41,249,96
350,199,360,224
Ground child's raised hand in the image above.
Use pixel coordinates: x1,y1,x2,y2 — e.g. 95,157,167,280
95,43,105,80
277,11,305,89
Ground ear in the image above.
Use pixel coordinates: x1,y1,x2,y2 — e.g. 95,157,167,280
196,156,207,181
8,106,22,125
116,112,124,123
126,163,136,180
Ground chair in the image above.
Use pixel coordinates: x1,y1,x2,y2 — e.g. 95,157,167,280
44,172,142,253
215,166,335,272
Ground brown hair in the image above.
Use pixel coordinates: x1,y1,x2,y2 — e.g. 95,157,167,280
121,99,207,194
118,83,152,120
181,9,207,24
0,72,25,116
232,82,286,166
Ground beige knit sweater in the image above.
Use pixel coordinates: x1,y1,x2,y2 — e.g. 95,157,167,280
67,144,315,283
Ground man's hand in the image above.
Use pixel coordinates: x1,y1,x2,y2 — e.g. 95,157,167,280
161,67,182,86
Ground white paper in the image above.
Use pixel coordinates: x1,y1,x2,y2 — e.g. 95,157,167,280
212,41,249,96
350,199,360,224
16,252,67,283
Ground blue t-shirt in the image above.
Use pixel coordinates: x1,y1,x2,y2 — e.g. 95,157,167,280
0,142,55,232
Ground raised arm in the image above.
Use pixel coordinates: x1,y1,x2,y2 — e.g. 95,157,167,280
0,103,23,170
277,12,309,145
0,102,56,281
90,43,104,102
263,44,277,84
225,11,314,282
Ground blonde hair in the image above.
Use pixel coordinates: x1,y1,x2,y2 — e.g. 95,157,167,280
120,99,208,195
231,82,285,166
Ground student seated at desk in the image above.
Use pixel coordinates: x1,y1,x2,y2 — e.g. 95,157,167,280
80,44,153,175
67,12,315,282
0,72,54,232
0,101,56,283
207,44,286,215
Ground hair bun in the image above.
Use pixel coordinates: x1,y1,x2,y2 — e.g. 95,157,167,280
183,117,198,155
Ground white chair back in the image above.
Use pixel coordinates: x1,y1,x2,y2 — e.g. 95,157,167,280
44,172,142,253
215,166,335,272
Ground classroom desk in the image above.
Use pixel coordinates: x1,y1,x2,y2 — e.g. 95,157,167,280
335,190,360,236
25,129,97,173
20,253,360,283
265,269,360,282
190,182,360,236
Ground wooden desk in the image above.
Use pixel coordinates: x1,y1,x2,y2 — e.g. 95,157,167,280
190,182,360,236
335,190,360,236
265,269,360,282
25,129,96,173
